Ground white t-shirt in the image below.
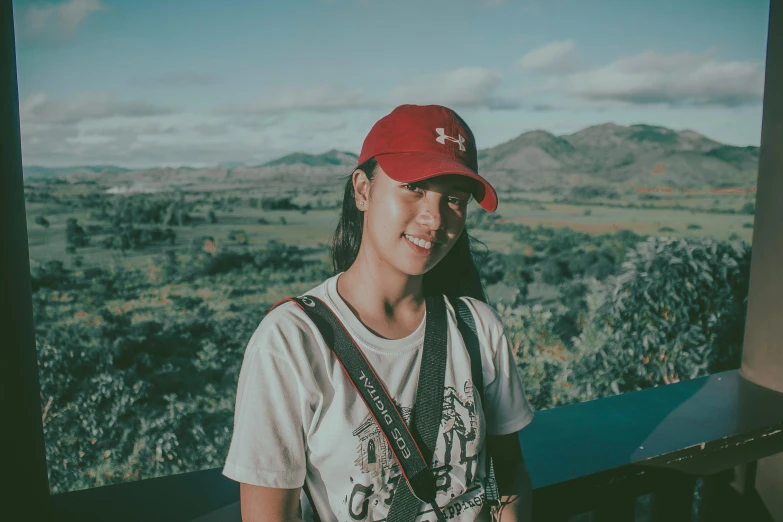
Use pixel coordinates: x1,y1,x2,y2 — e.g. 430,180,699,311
223,273,534,522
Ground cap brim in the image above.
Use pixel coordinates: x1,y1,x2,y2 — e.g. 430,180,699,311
375,152,498,212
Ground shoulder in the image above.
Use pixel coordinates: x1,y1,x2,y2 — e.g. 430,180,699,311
247,299,322,359
248,276,334,357
451,296,505,335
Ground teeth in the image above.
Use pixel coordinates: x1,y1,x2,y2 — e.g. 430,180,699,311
405,234,433,250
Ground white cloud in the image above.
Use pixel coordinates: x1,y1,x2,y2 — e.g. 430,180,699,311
17,0,107,45
96,122,180,139
229,67,517,115
18,108,295,167
224,86,368,114
519,40,579,75
387,67,518,110
129,71,217,87
21,137,267,168
20,92,172,125
20,121,79,147
567,50,764,107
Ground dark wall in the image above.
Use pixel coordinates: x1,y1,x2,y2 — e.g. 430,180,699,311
0,0,52,519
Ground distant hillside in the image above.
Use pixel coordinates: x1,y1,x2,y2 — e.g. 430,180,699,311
23,165,132,179
263,149,358,167
479,123,759,193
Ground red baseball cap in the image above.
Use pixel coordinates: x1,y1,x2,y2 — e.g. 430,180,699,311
358,104,498,212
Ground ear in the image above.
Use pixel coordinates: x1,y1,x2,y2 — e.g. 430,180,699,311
352,168,371,210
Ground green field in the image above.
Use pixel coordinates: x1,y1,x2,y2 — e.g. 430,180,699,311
25,185,755,269
494,200,754,244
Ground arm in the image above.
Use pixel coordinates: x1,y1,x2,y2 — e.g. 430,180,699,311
487,433,533,522
223,309,314,520
240,484,303,522
465,299,535,520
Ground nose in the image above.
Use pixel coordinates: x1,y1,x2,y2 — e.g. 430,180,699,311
417,197,446,232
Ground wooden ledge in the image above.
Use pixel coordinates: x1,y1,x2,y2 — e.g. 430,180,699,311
519,370,783,489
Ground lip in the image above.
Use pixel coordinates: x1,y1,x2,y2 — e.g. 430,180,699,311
405,233,439,244
403,234,436,256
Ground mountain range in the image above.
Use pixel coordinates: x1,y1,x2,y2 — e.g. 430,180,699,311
478,123,758,193
23,123,759,194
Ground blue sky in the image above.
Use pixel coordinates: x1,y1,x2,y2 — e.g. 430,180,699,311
13,0,771,168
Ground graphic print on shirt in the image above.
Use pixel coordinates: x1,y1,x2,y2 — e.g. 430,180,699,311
344,380,483,521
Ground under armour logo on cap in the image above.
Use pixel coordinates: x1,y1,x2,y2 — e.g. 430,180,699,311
434,128,466,151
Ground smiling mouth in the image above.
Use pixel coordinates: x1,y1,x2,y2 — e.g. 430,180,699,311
403,234,439,255
404,234,435,250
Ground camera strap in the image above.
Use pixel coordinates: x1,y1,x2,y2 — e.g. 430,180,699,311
281,294,448,522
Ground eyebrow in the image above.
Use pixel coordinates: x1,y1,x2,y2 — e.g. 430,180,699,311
416,180,473,195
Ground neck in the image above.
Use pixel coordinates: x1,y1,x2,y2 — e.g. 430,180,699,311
338,244,425,321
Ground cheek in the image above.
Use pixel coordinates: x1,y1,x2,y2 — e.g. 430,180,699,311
451,213,467,233
445,214,466,241
369,199,413,235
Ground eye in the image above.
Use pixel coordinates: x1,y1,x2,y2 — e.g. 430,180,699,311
402,183,421,193
448,197,467,209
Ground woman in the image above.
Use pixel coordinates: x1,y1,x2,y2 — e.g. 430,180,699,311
223,104,535,522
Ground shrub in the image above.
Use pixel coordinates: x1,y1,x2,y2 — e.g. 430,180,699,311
228,230,249,245
573,236,750,397
496,303,579,411
66,218,89,248
261,197,299,211
570,185,619,200
31,260,70,291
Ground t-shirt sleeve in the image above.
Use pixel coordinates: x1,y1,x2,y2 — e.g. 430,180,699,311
468,299,535,436
222,305,310,487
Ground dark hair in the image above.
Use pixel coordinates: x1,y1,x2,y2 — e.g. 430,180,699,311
329,157,488,303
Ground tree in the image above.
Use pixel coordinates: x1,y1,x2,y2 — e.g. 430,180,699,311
495,302,578,411
228,229,248,245
573,236,751,397
66,218,89,248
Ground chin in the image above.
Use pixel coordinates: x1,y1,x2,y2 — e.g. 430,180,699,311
402,258,441,277
381,240,445,276
396,264,427,277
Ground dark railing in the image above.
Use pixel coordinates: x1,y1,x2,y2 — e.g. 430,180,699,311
525,370,783,522
48,370,783,522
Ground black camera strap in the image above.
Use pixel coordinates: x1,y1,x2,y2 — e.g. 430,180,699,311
284,294,448,522
447,296,500,509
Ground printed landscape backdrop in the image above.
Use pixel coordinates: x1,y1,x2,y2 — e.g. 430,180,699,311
13,0,768,494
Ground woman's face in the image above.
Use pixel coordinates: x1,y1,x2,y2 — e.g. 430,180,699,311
355,165,473,276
